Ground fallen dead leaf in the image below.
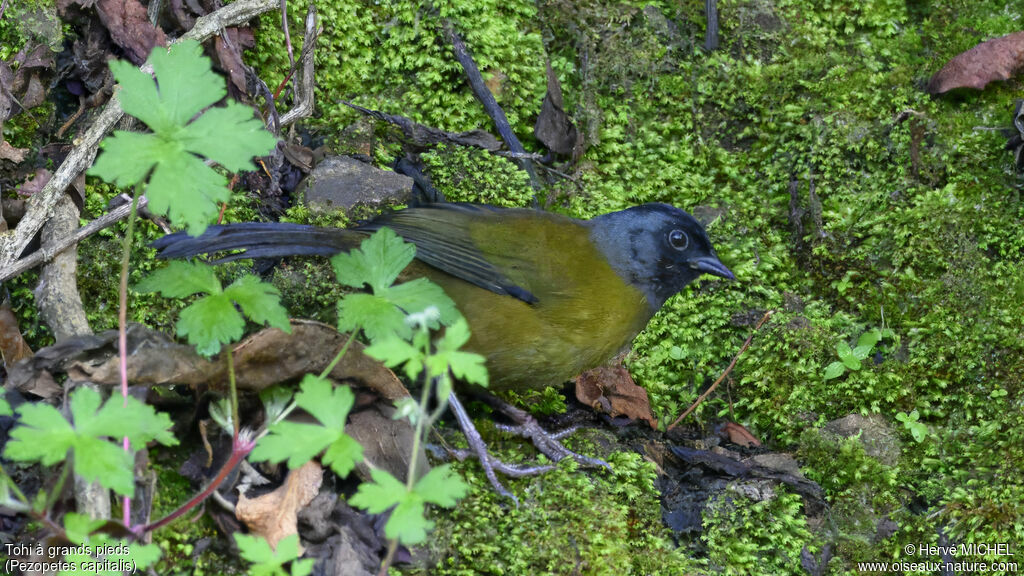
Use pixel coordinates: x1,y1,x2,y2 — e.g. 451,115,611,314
719,421,761,448
0,301,34,366
55,320,407,400
213,27,255,95
236,461,323,552
534,61,581,159
928,31,1024,94
575,365,657,428
95,0,167,65
0,141,28,163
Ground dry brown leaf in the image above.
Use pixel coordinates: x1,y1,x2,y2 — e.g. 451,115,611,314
721,421,761,448
236,461,323,552
63,320,407,400
575,365,657,428
95,0,168,65
0,301,33,366
928,31,1024,94
0,141,28,164
213,27,255,95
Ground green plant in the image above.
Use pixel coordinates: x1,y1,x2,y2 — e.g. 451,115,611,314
895,410,929,443
822,327,893,381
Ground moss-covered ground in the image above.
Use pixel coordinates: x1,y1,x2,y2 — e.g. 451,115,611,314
5,0,1023,573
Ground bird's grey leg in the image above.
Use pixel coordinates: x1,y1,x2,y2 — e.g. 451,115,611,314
475,391,612,471
448,392,554,504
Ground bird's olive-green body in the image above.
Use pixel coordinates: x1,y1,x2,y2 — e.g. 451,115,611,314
397,209,652,392
153,202,733,394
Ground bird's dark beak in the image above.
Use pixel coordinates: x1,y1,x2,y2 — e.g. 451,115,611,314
691,256,735,280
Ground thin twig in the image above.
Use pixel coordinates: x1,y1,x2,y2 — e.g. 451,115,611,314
667,310,774,431
0,196,149,283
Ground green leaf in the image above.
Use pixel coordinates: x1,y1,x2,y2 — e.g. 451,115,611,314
851,344,872,361
4,387,176,496
349,468,407,513
223,275,291,332
835,340,854,362
364,336,424,379
250,376,363,476
427,318,488,387
413,464,468,507
236,533,307,576
90,40,275,236
387,499,431,544
136,261,222,298
856,329,881,350
386,278,459,326
337,293,409,342
4,402,76,464
180,103,278,172
177,293,245,356
822,361,846,381
331,227,415,292
0,395,10,417
294,375,354,431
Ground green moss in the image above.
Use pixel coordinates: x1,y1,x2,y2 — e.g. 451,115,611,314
702,489,815,575
419,451,702,576
250,0,546,145
420,144,534,206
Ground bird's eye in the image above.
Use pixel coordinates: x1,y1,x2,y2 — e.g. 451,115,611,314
667,229,689,250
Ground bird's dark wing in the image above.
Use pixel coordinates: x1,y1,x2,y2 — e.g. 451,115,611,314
357,203,541,304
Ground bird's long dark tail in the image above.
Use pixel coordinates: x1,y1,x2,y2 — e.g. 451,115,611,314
151,222,361,262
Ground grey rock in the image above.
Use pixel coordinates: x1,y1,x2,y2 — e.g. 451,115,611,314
300,156,413,213
823,413,901,466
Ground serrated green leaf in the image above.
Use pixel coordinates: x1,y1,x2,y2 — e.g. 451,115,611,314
108,59,168,132
87,394,178,448
0,396,10,417
4,402,75,464
294,375,353,430
149,40,225,127
331,227,414,292
413,464,468,508
6,388,174,497
337,293,409,342
364,336,424,379
177,293,245,356
146,151,231,236
822,361,846,381
349,468,407,513
250,421,337,469
322,433,363,478
236,533,300,576
223,275,291,332
427,318,488,386
87,131,174,186
74,438,135,496
251,378,362,476
180,102,278,172
136,261,222,298
386,278,459,326
386,499,431,544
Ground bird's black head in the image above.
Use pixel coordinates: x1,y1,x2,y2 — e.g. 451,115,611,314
587,203,734,309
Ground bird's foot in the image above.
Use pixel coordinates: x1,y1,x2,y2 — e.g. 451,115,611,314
495,418,611,470
448,392,554,504
447,392,610,503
